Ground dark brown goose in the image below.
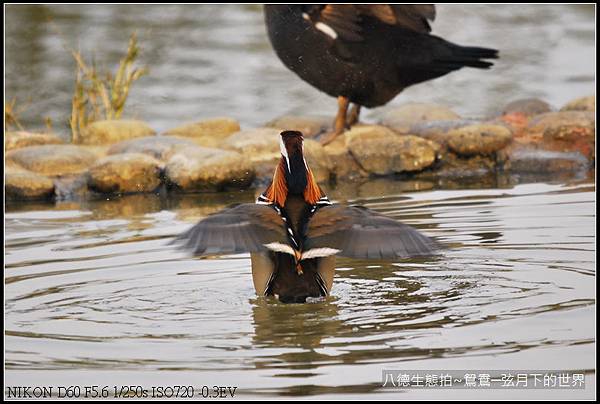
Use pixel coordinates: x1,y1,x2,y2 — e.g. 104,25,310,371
264,5,499,143
174,130,439,303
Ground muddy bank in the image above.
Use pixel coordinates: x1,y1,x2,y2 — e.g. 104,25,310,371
5,95,595,201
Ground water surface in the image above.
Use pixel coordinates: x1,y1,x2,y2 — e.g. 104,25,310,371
5,177,596,398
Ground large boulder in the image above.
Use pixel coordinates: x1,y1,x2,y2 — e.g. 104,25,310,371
108,135,198,161
5,131,63,152
87,153,163,194
165,146,255,192
164,117,240,147
5,165,55,200
6,145,99,176
446,124,513,156
77,120,156,145
345,125,437,175
379,103,461,134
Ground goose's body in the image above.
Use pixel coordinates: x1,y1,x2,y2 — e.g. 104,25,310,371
264,5,499,142
175,131,438,303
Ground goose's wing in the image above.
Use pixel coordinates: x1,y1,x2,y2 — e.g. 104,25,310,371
304,4,435,42
304,205,439,259
172,203,288,256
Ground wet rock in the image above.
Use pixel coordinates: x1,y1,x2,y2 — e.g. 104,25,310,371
379,103,461,134
88,153,163,194
526,111,595,159
77,120,156,145
266,115,332,138
108,135,198,161
501,98,553,117
446,124,513,156
502,148,589,173
560,95,595,112
5,165,55,200
5,131,63,152
165,146,255,192
6,145,99,176
164,117,240,147
346,125,437,175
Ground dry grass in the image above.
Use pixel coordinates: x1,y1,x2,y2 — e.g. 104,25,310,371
5,97,25,131
69,32,148,142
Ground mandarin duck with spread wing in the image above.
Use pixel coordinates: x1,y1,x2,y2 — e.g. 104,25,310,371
264,5,499,143
174,131,439,303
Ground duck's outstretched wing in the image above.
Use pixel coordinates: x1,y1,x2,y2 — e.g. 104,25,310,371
304,205,439,259
304,4,435,42
172,203,288,256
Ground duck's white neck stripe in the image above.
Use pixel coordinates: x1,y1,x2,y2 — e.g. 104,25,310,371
279,136,291,173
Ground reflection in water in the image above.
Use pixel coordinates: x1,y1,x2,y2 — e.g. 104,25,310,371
4,179,596,398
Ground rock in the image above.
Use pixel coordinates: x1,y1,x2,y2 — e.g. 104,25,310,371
526,111,595,159
379,103,461,133
5,165,55,200
501,98,552,117
560,95,595,112
108,135,198,161
77,120,156,145
266,115,332,138
164,117,240,147
345,125,437,175
323,134,367,180
303,139,332,183
503,148,589,173
87,153,163,194
527,111,595,135
223,128,331,183
222,127,281,155
5,131,63,152
409,120,475,146
6,145,99,176
446,124,513,156
165,146,255,192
